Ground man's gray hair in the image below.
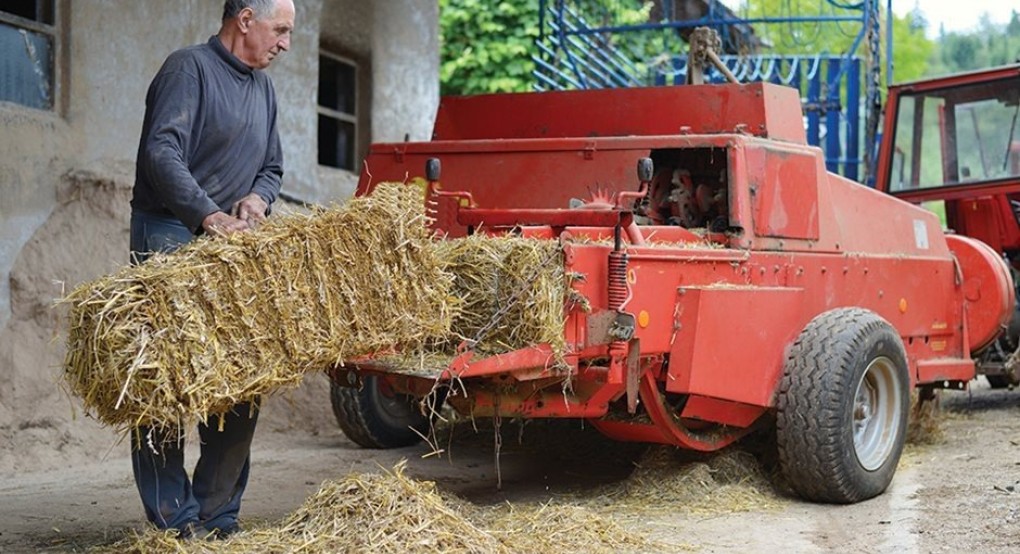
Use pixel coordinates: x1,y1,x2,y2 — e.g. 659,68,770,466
223,0,276,21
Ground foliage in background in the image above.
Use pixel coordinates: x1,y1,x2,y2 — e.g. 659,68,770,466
888,7,933,83
924,11,1020,76
440,0,935,96
735,1,932,85
439,0,540,95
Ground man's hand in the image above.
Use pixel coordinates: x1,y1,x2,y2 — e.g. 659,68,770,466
202,211,250,237
232,194,269,228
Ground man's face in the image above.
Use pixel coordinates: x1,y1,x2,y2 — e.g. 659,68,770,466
245,0,295,69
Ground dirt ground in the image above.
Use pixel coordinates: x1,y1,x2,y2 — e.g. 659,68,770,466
1,374,1018,553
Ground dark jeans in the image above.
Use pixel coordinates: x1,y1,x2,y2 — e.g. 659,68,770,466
129,210,260,533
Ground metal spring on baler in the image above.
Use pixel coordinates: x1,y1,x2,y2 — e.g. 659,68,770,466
608,251,629,311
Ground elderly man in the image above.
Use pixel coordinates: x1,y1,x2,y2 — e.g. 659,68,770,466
129,0,294,539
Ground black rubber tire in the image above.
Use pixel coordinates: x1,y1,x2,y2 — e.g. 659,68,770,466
986,374,1014,389
330,375,438,449
777,308,909,503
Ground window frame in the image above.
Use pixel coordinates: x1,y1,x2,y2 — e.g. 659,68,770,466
317,49,359,171
0,1,62,112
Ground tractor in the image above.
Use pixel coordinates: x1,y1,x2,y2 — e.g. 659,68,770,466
874,63,1020,389
328,79,1013,504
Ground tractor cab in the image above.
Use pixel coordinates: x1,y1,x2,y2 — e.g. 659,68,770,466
875,65,1020,385
876,65,1020,254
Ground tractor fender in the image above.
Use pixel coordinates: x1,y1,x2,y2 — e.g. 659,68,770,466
946,234,1015,353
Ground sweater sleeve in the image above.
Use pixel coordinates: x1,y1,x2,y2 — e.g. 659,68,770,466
250,84,284,209
139,69,220,233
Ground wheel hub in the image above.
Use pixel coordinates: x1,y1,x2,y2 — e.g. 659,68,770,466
852,356,903,471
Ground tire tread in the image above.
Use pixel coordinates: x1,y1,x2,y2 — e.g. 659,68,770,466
776,308,908,503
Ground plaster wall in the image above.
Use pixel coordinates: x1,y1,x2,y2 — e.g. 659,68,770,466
0,108,69,330
371,0,440,144
0,0,441,327
0,0,440,473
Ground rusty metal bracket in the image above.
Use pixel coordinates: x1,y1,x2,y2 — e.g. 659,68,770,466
610,312,636,341
626,338,641,414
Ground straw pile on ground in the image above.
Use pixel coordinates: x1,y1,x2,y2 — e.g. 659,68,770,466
95,462,657,554
593,446,782,516
62,183,571,432
907,390,945,445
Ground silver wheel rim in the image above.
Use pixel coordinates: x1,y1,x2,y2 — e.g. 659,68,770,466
369,379,421,428
852,356,903,471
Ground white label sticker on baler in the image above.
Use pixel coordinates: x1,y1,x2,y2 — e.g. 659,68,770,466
913,219,929,249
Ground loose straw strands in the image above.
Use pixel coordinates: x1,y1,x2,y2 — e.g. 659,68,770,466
435,235,567,358
592,446,783,517
96,462,658,554
62,183,457,431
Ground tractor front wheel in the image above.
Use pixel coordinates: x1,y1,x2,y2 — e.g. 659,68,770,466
330,375,439,449
777,308,909,503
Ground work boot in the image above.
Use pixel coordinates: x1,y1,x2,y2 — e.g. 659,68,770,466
177,522,216,541
204,523,241,540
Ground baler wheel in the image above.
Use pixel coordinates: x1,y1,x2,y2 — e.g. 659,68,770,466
986,374,1014,389
777,308,909,503
330,376,439,449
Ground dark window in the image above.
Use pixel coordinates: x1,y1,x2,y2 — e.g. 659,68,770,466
0,0,57,110
318,52,357,170
1,1,55,24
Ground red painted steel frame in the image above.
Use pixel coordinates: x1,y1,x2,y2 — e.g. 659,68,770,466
349,82,1013,451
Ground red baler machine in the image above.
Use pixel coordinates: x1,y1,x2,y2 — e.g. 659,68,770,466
333,82,1013,504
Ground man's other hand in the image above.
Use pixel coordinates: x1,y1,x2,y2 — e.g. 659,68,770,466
232,194,269,228
202,211,251,236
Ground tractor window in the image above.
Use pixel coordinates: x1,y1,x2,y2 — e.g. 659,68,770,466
888,76,1020,192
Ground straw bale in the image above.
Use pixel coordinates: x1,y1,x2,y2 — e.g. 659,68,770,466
62,183,457,431
62,180,575,432
434,234,568,359
93,462,659,554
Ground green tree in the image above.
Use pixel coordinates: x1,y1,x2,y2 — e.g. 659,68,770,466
439,0,540,96
736,0,933,84
888,8,933,83
439,1,934,94
926,11,1020,76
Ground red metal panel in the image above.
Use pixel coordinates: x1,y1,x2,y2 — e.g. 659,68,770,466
948,197,1015,253
431,82,807,144
680,395,766,428
890,181,1020,203
953,198,1005,252
824,171,951,257
746,147,820,240
666,286,806,407
458,208,632,228
588,419,673,445
945,234,1015,352
916,358,975,383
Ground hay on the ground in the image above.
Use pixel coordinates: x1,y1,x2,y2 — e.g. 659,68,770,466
595,446,782,516
94,462,659,554
907,390,944,445
475,500,658,554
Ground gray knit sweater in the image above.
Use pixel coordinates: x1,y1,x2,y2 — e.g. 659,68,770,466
131,36,283,233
